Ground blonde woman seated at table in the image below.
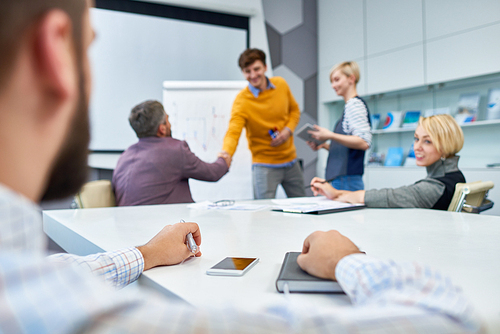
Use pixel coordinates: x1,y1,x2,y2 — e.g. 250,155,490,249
310,114,465,210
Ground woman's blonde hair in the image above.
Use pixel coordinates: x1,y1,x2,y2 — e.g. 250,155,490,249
418,114,464,158
329,61,360,84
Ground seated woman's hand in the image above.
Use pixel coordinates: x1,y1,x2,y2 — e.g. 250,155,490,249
310,177,340,200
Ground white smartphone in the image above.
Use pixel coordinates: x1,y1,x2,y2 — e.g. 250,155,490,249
206,257,259,276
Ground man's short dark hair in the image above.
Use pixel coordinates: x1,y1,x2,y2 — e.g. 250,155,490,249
129,100,167,138
238,48,266,70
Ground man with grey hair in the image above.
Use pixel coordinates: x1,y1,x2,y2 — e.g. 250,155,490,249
112,100,231,205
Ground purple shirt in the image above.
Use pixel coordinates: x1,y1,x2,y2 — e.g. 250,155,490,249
112,137,228,205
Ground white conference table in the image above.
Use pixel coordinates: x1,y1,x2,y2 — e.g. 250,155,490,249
43,200,500,332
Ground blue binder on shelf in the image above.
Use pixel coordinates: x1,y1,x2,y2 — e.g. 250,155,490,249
385,147,404,167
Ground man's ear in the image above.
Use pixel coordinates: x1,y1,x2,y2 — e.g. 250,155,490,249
34,9,77,104
156,123,167,137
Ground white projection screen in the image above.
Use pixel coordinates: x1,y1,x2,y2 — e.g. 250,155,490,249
88,0,249,151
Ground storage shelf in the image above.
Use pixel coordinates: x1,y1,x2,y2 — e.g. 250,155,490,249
319,72,500,181
372,119,500,135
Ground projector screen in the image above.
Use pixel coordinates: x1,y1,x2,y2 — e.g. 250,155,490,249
88,1,249,151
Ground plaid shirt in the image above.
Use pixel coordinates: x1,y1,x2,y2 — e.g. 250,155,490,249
0,184,480,333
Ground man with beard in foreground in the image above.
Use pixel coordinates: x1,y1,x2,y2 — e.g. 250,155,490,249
0,0,480,332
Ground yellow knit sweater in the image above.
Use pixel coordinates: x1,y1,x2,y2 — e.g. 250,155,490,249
222,77,301,164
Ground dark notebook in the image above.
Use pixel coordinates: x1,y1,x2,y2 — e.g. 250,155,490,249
272,204,365,215
275,252,344,293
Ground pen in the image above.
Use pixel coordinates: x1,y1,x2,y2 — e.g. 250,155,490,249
180,219,198,254
305,178,336,189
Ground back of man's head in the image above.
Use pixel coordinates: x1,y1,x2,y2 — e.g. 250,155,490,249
0,0,90,202
238,48,266,70
129,100,167,138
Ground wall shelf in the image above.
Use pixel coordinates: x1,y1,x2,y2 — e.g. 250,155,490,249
372,119,500,135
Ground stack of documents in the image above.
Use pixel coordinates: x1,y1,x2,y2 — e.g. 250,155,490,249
187,201,268,211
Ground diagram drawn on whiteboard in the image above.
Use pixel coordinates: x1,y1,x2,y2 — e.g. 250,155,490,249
163,81,252,201
174,106,227,153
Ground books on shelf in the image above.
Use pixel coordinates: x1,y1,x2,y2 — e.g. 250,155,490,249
382,111,403,130
404,143,417,166
370,113,381,130
424,107,450,118
367,151,385,166
402,110,421,128
454,93,480,124
487,88,500,120
384,147,404,167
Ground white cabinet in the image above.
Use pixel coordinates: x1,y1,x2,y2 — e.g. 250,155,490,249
425,0,500,40
366,45,425,94
426,23,500,84
318,0,364,69
365,0,423,56
318,0,365,103
318,0,500,101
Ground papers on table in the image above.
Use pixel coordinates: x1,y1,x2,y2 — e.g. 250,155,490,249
187,196,364,213
187,201,268,211
271,196,365,214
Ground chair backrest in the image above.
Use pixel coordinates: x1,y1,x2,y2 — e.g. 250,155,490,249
447,181,494,213
74,180,116,209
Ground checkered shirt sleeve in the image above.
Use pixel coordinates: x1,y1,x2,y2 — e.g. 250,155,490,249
49,247,144,289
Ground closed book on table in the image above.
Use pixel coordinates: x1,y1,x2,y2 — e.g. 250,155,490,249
276,252,343,293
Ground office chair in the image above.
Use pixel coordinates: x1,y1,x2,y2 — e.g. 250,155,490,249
73,180,116,209
447,181,494,213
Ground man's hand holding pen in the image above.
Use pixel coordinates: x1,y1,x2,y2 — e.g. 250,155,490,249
137,222,202,271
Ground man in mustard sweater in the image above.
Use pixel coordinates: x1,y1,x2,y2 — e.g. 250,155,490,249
222,49,306,199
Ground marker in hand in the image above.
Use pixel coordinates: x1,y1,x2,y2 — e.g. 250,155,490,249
180,219,198,254
269,127,279,139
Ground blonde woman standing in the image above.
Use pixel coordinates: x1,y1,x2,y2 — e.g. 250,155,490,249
307,61,372,191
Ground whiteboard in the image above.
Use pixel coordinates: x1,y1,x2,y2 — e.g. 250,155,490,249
163,81,253,201
88,7,247,151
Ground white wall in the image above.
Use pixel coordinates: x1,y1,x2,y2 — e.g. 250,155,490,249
152,0,271,64
89,7,248,150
